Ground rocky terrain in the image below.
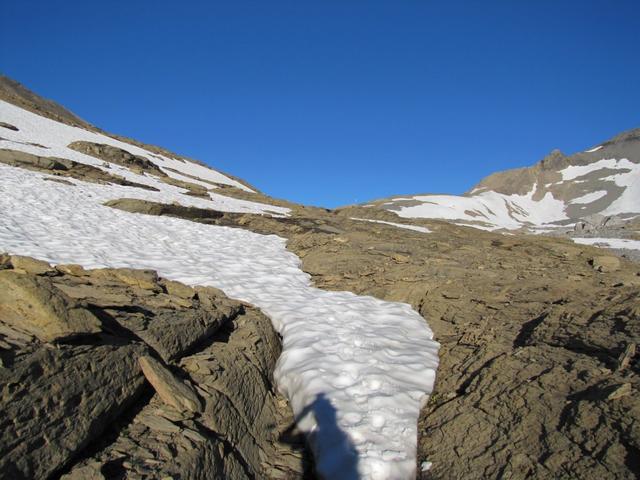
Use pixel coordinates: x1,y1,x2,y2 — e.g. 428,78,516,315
0,254,307,480
1,77,639,479
107,198,640,479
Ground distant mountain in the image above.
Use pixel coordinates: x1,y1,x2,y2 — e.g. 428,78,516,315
364,130,640,231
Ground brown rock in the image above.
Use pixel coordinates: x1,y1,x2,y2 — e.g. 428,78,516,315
56,263,88,276
592,255,621,272
91,267,160,291
10,255,55,275
138,356,202,413
0,270,102,342
606,383,633,400
162,279,196,299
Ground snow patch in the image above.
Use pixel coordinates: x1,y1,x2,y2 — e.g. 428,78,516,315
0,99,254,192
572,237,640,251
389,185,568,231
351,218,432,233
569,190,608,204
584,145,603,153
559,158,635,182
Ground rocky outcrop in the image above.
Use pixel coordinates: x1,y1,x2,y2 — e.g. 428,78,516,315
67,141,167,177
97,194,640,478
67,141,212,197
0,255,307,480
0,271,102,342
0,148,159,191
104,198,225,224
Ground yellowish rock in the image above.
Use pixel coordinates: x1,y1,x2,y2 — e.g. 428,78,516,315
0,271,102,342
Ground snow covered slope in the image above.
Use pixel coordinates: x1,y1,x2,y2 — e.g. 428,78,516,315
0,94,439,478
366,130,640,231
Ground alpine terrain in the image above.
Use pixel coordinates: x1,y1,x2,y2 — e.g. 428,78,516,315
0,75,638,480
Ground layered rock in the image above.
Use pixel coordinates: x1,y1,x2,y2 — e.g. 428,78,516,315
0,255,306,480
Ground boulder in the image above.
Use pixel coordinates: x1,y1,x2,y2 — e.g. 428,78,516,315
9,255,56,275
162,278,197,299
592,256,621,273
139,356,203,414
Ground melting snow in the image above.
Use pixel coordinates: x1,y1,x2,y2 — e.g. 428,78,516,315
0,100,254,192
572,237,640,252
569,190,608,204
0,102,439,479
351,218,432,233
559,158,635,182
584,145,603,153
391,185,568,231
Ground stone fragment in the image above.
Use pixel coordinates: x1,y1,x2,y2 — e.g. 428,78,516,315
111,268,160,291
138,356,202,413
392,253,410,263
60,462,106,480
591,256,621,273
56,263,88,276
615,343,636,371
606,383,632,400
138,413,181,434
162,279,196,299
0,270,102,342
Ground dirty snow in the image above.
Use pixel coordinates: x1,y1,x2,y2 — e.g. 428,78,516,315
0,101,439,479
351,218,432,233
572,237,640,252
569,190,608,204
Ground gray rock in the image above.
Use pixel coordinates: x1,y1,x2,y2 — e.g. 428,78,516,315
0,339,149,479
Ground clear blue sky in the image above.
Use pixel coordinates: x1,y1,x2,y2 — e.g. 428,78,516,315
2,1,639,208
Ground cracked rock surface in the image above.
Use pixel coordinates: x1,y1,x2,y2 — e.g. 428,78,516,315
0,254,308,480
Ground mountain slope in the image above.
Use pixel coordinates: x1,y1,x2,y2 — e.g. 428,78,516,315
0,80,438,479
364,131,640,232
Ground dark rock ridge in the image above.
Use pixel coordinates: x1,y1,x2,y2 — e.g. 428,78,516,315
0,148,159,191
0,254,308,479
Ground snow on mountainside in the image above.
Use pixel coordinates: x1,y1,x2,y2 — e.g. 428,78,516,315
0,90,439,478
365,131,640,232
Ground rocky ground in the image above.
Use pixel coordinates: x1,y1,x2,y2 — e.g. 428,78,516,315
0,254,308,480
105,198,640,479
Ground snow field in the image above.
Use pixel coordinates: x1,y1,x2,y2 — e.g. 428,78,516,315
351,218,432,233
0,101,439,479
572,237,640,252
0,99,255,192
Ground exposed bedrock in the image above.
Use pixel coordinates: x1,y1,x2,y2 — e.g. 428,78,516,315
107,199,640,479
0,148,159,191
0,254,307,480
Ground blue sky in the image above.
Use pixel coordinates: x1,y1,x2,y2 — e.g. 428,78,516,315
2,1,639,207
